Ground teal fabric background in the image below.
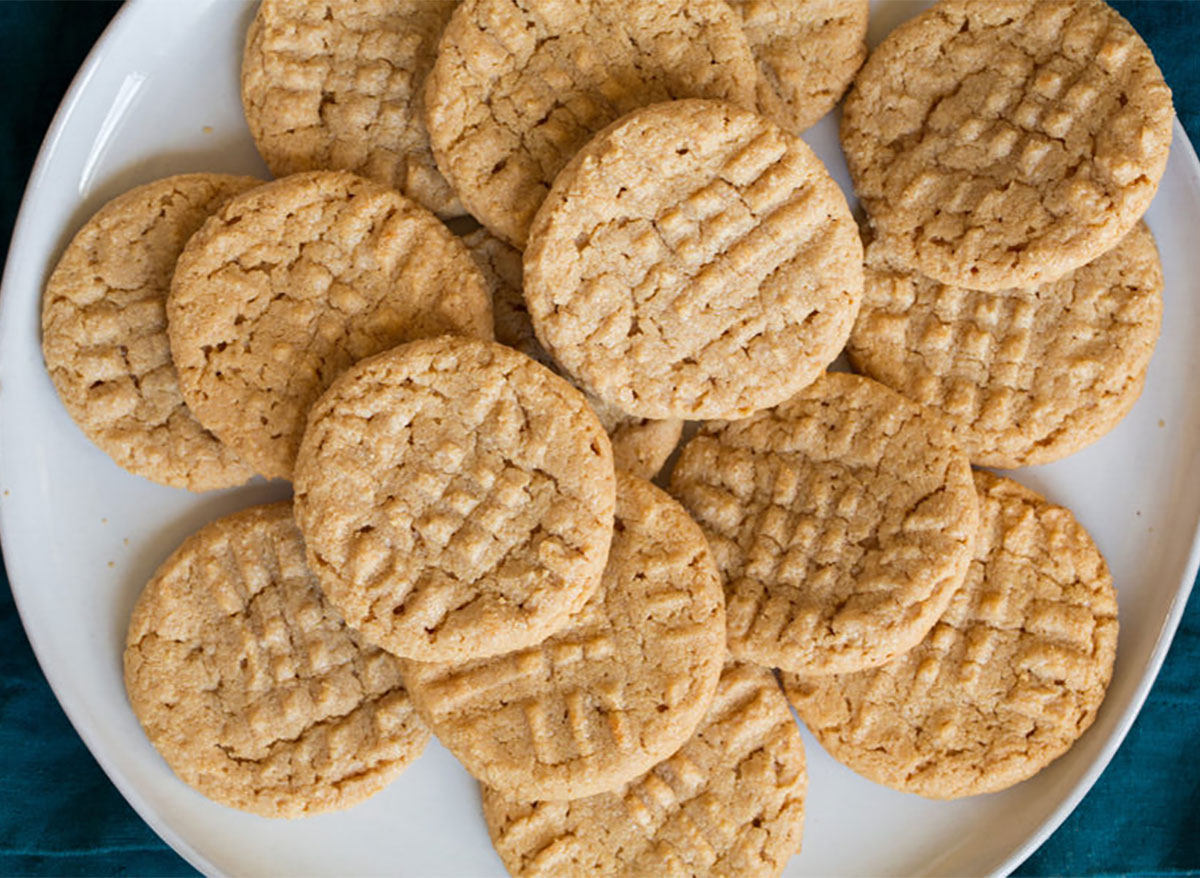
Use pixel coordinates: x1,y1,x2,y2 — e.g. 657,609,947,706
0,2,1197,875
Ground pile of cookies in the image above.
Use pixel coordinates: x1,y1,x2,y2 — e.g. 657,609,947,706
40,0,1173,874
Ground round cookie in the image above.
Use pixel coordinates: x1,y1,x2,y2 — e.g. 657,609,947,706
783,471,1119,799
670,371,979,676
848,222,1163,468
463,228,684,479
525,99,864,422
841,0,1173,292
424,0,758,247
293,335,616,663
42,173,260,491
401,473,724,801
168,170,492,481
730,0,869,133
482,660,807,878
124,501,430,817
242,0,462,217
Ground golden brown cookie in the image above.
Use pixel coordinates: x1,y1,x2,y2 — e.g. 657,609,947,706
841,0,1173,291
525,99,863,422
784,471,1119,799
482,660,806,877
293,335,616,663
463,228,683,479
168,170,492,481
401,473,724,801
242,0,461,217
42,173,260,491
670,371,978,676
848,222,1163,468
730,0,868,133
124,502,430,818
424,0,758,247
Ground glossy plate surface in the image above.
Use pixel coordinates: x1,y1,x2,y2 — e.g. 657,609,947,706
1,1,1197,875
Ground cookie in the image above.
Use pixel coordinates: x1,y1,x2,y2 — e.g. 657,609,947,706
293,335,616,663
670,371,979,676
482,660,806,878
784,471,1119,799
463,228,683,479
841,0,1173,291
848,221,1163,468
242,0,461,217
168,170,492,481
525,99,864,422
400,473,724,801
424,0,758,247
124,501,430,817
730,0,868,133
42,173,260,491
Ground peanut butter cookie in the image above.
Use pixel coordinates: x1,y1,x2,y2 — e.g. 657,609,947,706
842,0,1173,291
124,502,430,817
730,0,868,133
242,0,461,217
784,471,1118,798
293,336,616,662
848,222,1163,467
42,173,260,491
670,371,978,675
525,99,863,421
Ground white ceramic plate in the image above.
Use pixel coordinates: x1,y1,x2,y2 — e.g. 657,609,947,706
2,1,1197,875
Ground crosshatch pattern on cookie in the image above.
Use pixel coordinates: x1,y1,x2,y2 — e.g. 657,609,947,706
784,471,1118,799
401,474,724,801
848,222,1163,467
294,337,615,663
242,0,462,217
525,99,862,421
671,372,978,676
842,0,1173,291
482,661,806,878
124,502,429,818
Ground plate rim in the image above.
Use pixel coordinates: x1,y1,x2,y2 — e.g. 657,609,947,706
0,1,1197,876
0,1,216,875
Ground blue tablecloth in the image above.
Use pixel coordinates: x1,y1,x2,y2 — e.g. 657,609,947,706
1,2,1197,875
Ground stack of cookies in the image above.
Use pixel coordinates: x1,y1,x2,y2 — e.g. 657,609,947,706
842,0,1171,467
39,0,1173,874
